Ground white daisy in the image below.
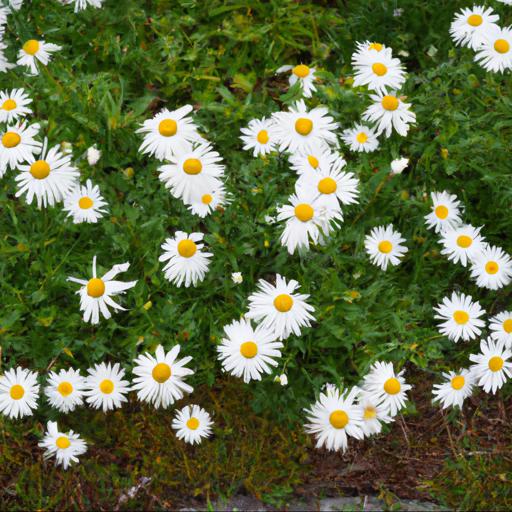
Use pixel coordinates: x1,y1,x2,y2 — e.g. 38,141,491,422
433,291,485,343
0,121,41,177
352,41,388,64
288,146,346,175
84,362,130,411
489,311,512,348
304,385,364,452
157,140,224,204
361,361,411,417
272,100,338,154
469,338,512,394
132,344,194,409
470,245,512,290
217,318,283,383
38,421,87,470
276,64,317,97
17,39,62,75
15,139,80,208
475,27,512,73
172,405,213,445
246,274,315,340
159,231,212,287
341,124,380,153
432,369,475,409
364,224,408,270
67,256,138,325
137,105,201,161
357,390,392,437
0,367,39,419
439,224,485,267
63,179,108,224
0,88,32,124
424,191,462,233
390,157,409,175
186,182,229,218
240,117,278,157
59,0,104,12
450,5,499,50
86,145,101,165
44,368,86,413
362,91,416,138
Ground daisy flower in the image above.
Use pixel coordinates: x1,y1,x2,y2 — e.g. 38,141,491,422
362,92,416,138
0,42,15,73
217,318,283,383
288,146,346,175
424,191,462,233
240,117,278,157
434,291,485,343
0,367,39,419
172,405,213,445
0,88,32,124
84,362,130,411
470,245,512,290
44,368,86,413
186,182,229,218
59,0,105,12
86,145,101,165
352,41,388,64
357,391,392,437
272,100,338,154
38,421,87,470
361,361,411,417
305,385,364,452
132,344,194,409
474,27,512,73
432,369,475,409
364,224,408,271
0,121,41,177
159,231,212,287
470,338,512,394
63,179,108,224
246,274,315,340
157,140,224,204
276,64,317,97
341,124,380,153
450,5,499,50
489,311,512,347
67,256,138,325
137,105,201,161
439,224,485,267
15,139,80,208
390,157,409,175
17,39,62,75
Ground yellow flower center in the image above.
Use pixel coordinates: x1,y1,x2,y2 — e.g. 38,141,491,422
294,203,314,222
56,436,71,450
152,362,172,383
99,379,114,394
434,205,448,219
10,384,24,400
467,14,482,27
453,310,469,325
57,381,73,397
158,119,177,137
307,155,319,169
378,240,393,254
503,318,512,334
87,277,105,298
187,417,200,430
183,158,202,175
381,95,399,111
488,356,504,372
317,177,337,195
451,375,465,390
79,196,94,209
177,239,197,258
372,62,388,76
2,99,17,111
364,406,377,420
256,129,269,144
201,194,213,205
485,261,499,275
293,64,310,78
368,42,383,51
30,160,51,180
23,39,40,55
273,293,294,312
329,410,349,429
240,341,258,359
356,132,368,143
295,118,313,136
2,131,21,148
494,39,510,54
456,235,472,248
384,377,401,395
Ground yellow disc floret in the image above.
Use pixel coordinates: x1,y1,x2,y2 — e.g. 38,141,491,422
488,356,504,372
30,160,51,180
2,99,17,111
257,129,269,144
79,196,94,209
183,158,202,175
503,318,512,334
467,14,482,27
378,240,393,254
485,261,499,275
381,95,399,111
368,42,383,51
356,132,368,144
453,310,469,325
273,294,293,312
158,119,177,137
177,239,197,258
87,278,105,298
329,409,349,429
23,39,40,55
56,436,71,449
187,417,199,430
434,205,448,219
364,406,377,420
293,64,310,78
451,375,465,390
317,177,337,195
456,235,472,248
294,203,314,222
372,63,388,76
99,379,114,394
10,384,24,400
57,381,73,397
152,362,172,383
240,341,258,359
384,377,401,395
295,118,313,136
307,155,319,169
494,39,510,54
2,131,21,148
201,194,213,204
